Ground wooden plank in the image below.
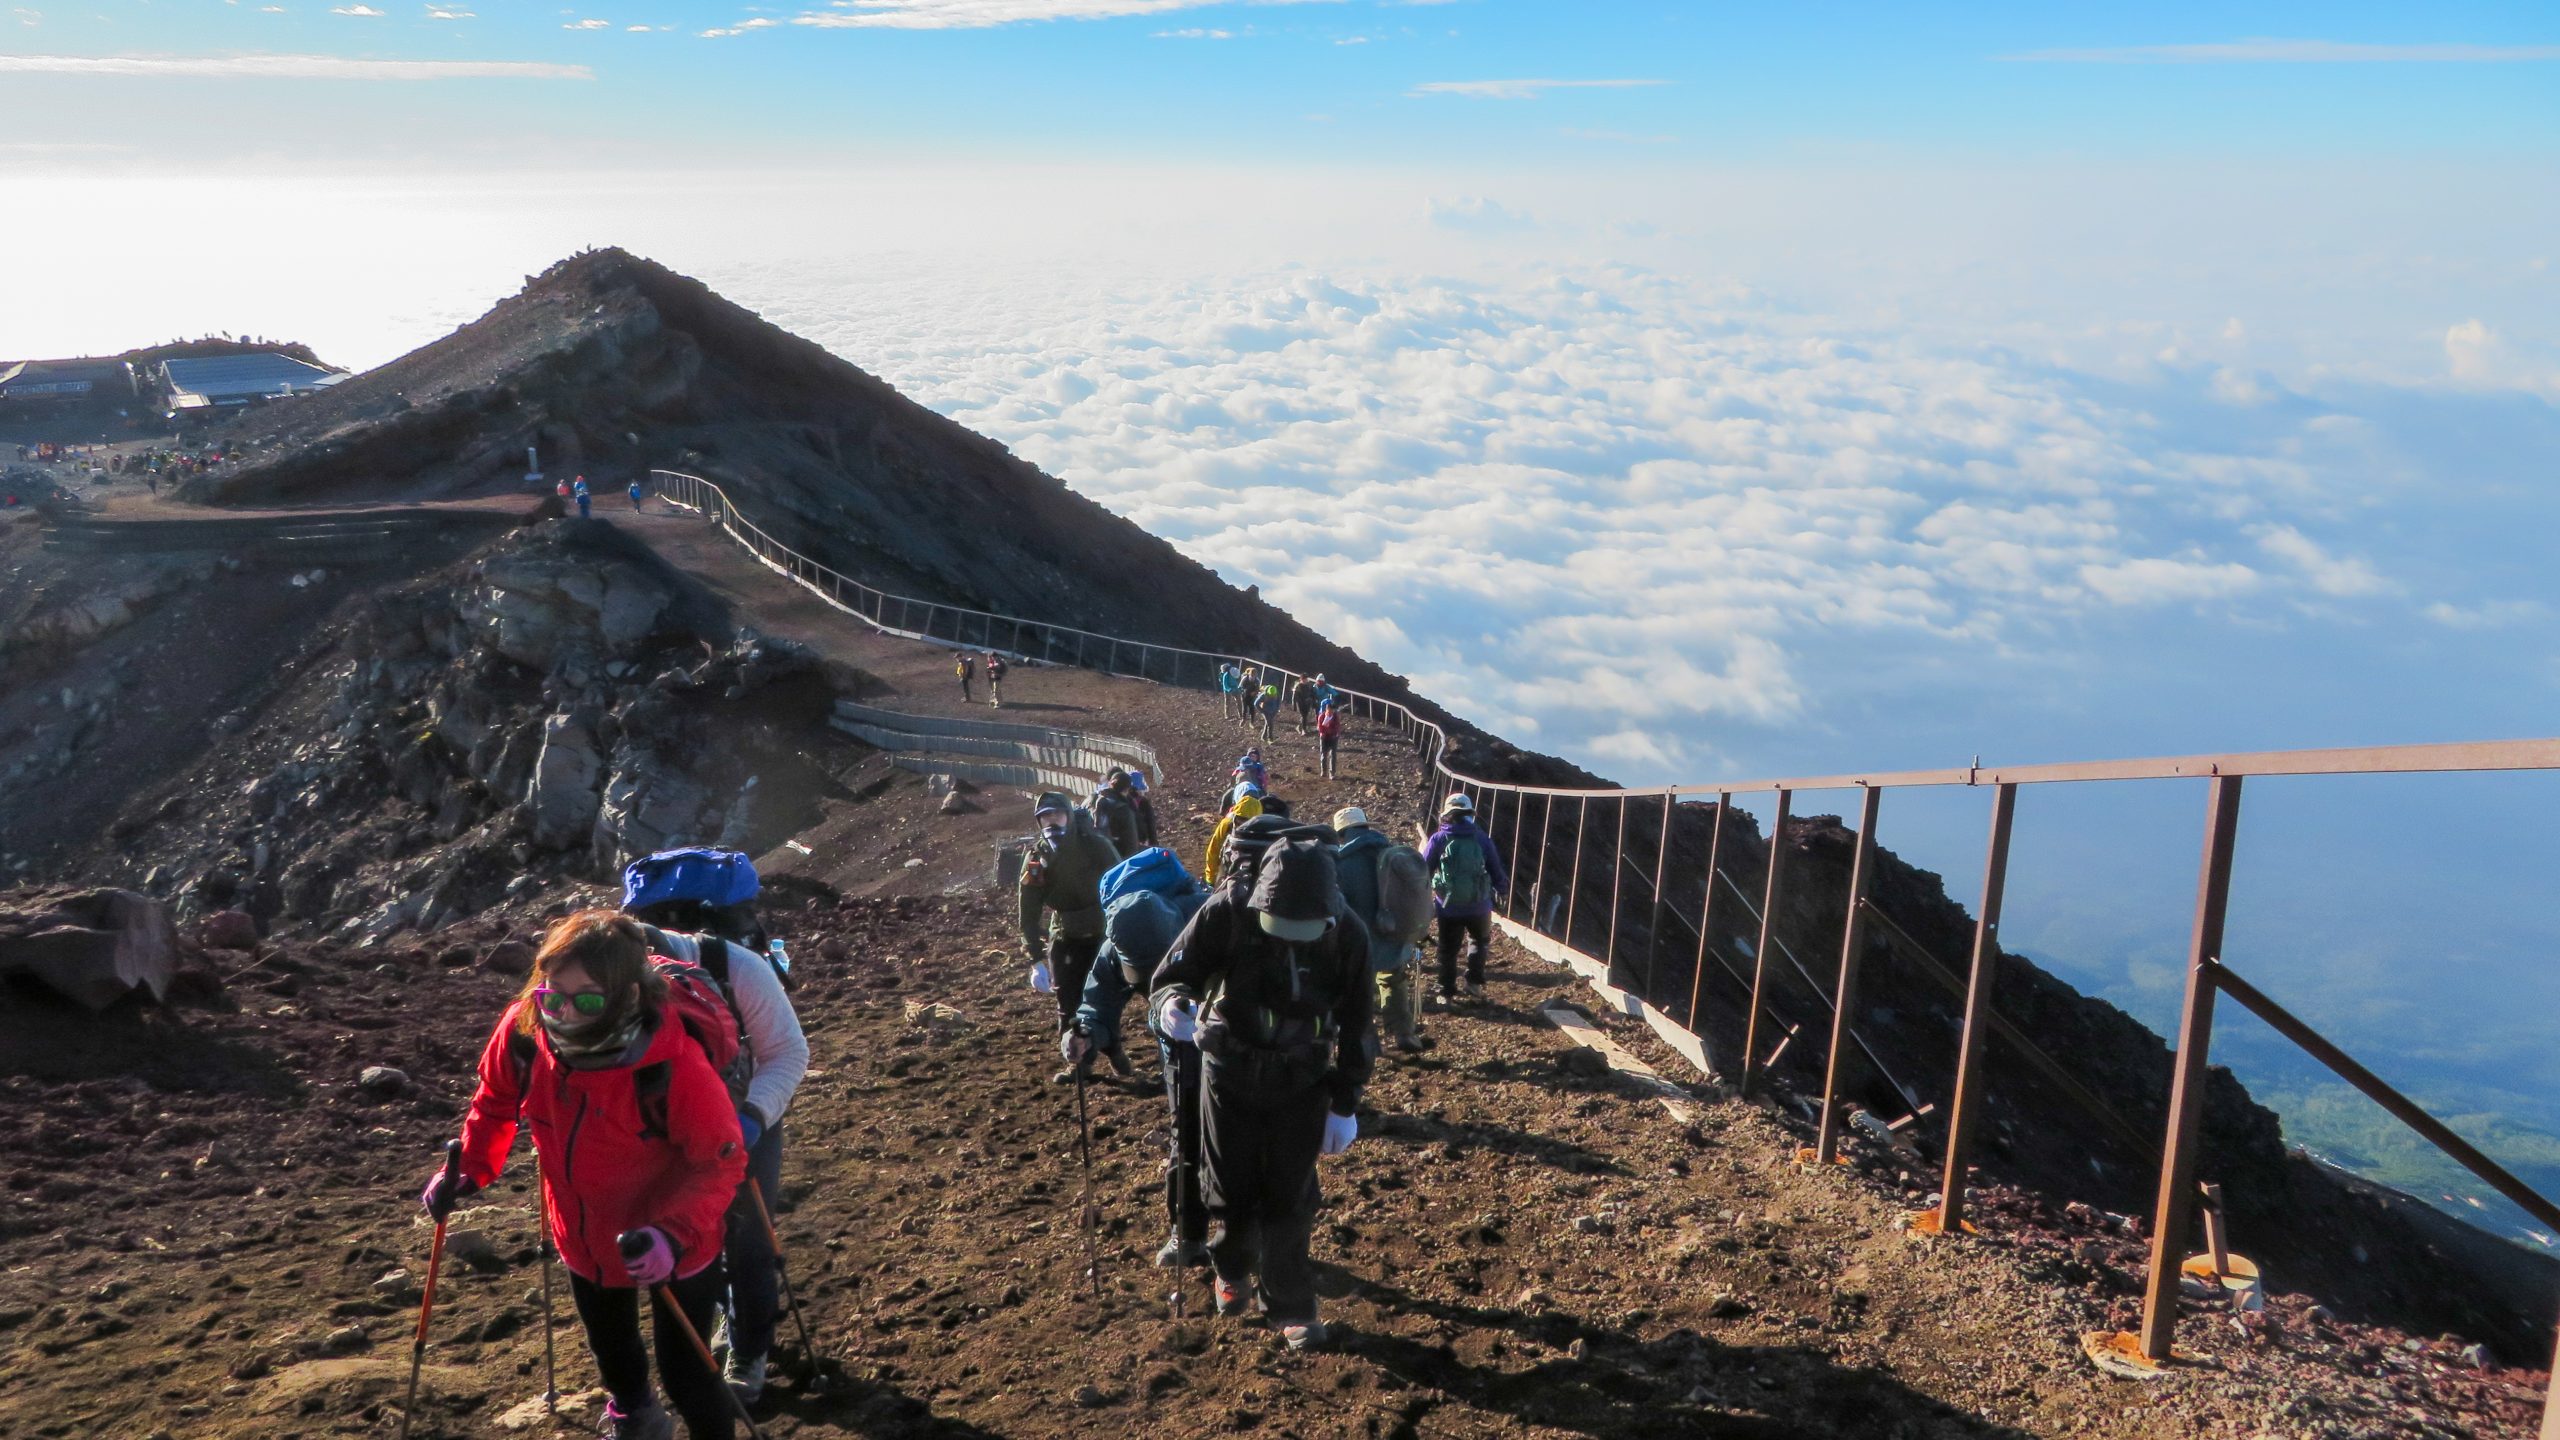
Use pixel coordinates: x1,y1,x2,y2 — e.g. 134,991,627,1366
1544,1004,1700,1124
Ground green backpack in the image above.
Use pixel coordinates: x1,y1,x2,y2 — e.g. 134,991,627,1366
1433,833,1489,912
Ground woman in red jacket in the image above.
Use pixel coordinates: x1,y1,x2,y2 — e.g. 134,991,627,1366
421,911,746,1440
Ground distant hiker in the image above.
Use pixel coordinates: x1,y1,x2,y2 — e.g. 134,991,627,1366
1202,787,1264,887
1126,770,1161,847
1315,701,1342,779
620,849,809,1409
628,480,645,512
1093,768,1145,857
429,911,746,1440
1237,665,1261,725
1291,675,1319,734
1423,794,1510,1006
1333,807,1434,1053
1020,792,1125,1067
1258,684,1282,742
1233,748,1268,793
556,477,572,500
954,651,975,703
1218,662,1244,721
984,652,1007,708
574,476,593,519
1150,839,1372,1350
1314,675,1339,716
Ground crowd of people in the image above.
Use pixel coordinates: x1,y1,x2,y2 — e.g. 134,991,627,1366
418,656,1508,1438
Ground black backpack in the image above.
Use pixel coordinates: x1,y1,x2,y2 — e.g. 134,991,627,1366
1218,813,1335,898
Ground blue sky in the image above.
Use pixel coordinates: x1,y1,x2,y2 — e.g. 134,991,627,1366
5,0,2559,1236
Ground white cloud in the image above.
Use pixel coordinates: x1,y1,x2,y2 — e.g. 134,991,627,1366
563,16,610,28
1410,77,1667,100
12,7,38,27
1152,26,1229,39
2444,318,2501,381
2254,525,2390,597
1427,196,1534,232
2002,39,2560,64
0,52,592,78
426,4,474,17
702,17,779,36
329,3,385,13
2423,599,2548,630
794,0,1336,30
724,259,2449,772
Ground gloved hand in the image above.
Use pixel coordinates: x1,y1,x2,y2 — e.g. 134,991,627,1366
1321,1111,1358,1157
1153,992,1199,1044
418,1165,479,1221
619,1227,676,1287
1060,1029,1092,1065
737,1108,765,1150
1029,961,1055,994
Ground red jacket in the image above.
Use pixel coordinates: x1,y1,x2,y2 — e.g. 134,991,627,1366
456,999,745,1286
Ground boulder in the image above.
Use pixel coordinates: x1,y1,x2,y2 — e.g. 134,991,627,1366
0,888,179,1010
525,715,603,850
199,909,259,953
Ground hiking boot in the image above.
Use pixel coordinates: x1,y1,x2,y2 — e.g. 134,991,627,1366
1212,1276,1249,1317
601,1399,675,1440
1462,980,1486,1001
1395,1032,1434,1054
1154,1234,1208,1268
1281,1319,1330,1352
725,1349,768,1407
1100,1043,1134,1079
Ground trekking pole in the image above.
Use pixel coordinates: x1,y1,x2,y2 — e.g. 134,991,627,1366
1161,1046,1190,1319
618,1233,770,1440
398,1140,462,1440
533,1150,558,1415
1073,1064,1104,1299
744,1177,833,1395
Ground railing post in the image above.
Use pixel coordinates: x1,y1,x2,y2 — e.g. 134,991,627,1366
1643,792,1674,1004
1564,797,1590,951
1814,785,1883,1164
1932,782,2018,1235
1604,796,1630,975
1506,787,1529,923
1532,796,1555,937
2136,774,2245,1363
1686,793,1727,1031
1740,789,1792,1099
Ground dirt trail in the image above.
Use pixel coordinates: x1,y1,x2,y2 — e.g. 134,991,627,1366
0,507,2544,1440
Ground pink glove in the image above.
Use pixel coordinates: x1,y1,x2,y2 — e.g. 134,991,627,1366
619,1227,676,1287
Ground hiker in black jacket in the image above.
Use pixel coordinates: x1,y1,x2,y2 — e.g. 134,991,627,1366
1092,769,1144,857
1150,839,1372,1350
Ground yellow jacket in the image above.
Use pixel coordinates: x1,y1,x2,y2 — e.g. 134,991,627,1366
1202,796,1264,886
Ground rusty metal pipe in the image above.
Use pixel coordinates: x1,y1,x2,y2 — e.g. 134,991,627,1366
1605,796,1630,976
1565,797,1590,951
1740,789,1792,1099
1935,782,2017,1233
1644,792,1674,1003
2138,775,2244,1363
1814,785,1882,1165
1687,794,1727,1031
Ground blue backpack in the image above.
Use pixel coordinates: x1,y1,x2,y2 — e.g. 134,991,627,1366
622,847,762,912
1100,847,1193,908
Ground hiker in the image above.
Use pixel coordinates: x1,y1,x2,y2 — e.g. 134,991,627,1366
1092,768,1144,857
1423,794,1510,1006
1291,675,1319,734
1020,792,1125,1064
628,479,646,512
574,476,593,519
556,477,572,500
1233,747,1268,794
1150,839,1372,1349
1067,846,1205,1082
621,851,809,1408
1237,665,1261,725
1332,808,1433,1053
1126,770,1161,847
1202,786,1263,887
1314,675,1340,717
954,651,975,704
1258,684,1282,742
1315,700,1342,779
427,911,746,1440
984,652,1006,708
1218,662,1243,721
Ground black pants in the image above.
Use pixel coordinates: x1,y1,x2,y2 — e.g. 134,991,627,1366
959,675,972,701
721,1120,786,1363
1200,1076,1330,1324
1158,1036,1208,1244
1050,933,1104,1033
568,1265,732,1439
1318,735,1338,778
1436,912,1492,993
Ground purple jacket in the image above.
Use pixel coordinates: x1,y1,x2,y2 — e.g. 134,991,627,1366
1420,818,1510,919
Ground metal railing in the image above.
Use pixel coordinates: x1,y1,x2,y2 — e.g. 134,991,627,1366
649,467,2560,1394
